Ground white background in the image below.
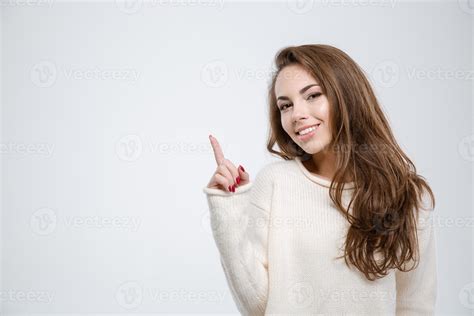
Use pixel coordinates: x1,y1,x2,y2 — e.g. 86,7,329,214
1,0,473,314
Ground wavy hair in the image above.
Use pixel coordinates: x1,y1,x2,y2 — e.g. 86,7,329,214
266,44,435,281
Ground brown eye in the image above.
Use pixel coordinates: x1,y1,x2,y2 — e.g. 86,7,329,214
279,104,291,111
308,93,322,100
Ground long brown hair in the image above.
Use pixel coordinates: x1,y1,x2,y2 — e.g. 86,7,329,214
266,44,435,281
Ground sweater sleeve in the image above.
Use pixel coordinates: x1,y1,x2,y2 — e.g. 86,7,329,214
202,165,274,316
395,200,437,316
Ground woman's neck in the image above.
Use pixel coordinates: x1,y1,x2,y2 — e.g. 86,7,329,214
303,149,353,183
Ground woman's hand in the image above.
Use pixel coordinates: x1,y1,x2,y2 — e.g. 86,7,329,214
206,135,250,193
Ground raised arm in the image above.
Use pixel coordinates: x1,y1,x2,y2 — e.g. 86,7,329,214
203,135,273,315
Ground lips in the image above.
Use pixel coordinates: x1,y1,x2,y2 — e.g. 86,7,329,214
296,124,320,142
296,123,321,135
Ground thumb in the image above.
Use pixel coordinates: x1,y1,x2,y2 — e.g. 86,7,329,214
238,165,250,184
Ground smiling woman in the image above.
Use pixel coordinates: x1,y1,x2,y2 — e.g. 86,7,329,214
203,44,437,315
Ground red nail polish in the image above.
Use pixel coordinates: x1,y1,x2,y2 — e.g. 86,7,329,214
236,177,241,184
228,185,232,192
232,185,235,192
239,165,245,172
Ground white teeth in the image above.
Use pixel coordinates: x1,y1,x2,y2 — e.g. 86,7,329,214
297,125,318,135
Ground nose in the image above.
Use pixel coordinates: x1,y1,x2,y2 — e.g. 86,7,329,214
291,101,309,123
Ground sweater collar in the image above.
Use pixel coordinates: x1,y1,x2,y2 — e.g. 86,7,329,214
294,156,355,190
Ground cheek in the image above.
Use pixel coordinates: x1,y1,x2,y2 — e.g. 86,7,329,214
281,117,292,135
320,100,331,119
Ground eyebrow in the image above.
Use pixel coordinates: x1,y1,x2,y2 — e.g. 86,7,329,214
277,84,319,101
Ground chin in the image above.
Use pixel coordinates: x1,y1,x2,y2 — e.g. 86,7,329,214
297,139,327,154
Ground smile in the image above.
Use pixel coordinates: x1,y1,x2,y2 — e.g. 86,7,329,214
296,124,320,141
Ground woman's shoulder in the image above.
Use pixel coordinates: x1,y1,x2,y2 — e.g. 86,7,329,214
253,158,298,183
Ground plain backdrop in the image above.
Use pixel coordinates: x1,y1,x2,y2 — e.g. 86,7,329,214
1,0,472,315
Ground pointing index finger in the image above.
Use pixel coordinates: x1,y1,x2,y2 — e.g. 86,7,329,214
209,135,225,165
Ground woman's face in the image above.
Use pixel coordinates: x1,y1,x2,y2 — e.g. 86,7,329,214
275,64,332,155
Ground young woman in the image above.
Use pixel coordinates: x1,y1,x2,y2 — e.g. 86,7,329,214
203,44,437,315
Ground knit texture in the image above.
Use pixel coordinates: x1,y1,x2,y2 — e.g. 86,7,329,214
202,156,437,315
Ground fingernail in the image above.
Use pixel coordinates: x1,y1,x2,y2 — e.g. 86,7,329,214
228,185,232,192
231,184,235,192
239,165,245,172
236,176,241,184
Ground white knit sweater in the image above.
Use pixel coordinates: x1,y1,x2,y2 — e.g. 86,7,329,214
202,156,437,315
